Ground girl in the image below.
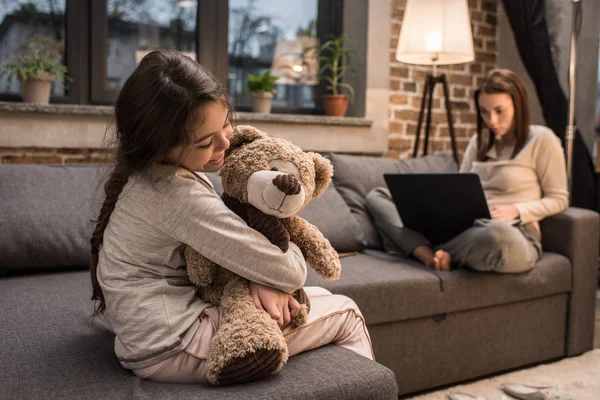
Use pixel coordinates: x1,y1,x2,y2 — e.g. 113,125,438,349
90,49,373,384
366,68,569,273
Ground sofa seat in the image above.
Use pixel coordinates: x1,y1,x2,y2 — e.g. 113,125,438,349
0,270,398,400
305,250,572,325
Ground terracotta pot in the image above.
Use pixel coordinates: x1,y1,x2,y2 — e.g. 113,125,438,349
322,95,349,117
20,72,54,104
251,91,274,114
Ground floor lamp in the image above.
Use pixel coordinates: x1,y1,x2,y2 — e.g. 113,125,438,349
395,0,475,164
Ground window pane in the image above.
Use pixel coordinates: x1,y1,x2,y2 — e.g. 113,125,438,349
105,0,197,91
0,0,67,97
228,0,318,111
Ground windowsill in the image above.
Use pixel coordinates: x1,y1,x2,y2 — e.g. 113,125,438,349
236,112,372,127
0,102,372,127
0,101,384,153
0,101,114,116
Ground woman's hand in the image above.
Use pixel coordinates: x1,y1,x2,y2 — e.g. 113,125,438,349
249,282,302,328
490,205,520,221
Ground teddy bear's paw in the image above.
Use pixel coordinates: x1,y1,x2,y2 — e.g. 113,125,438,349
289,288,310,327
317,256,342,281
204,312,289,385
291,306,309,327
213,348,284,385
292,288,311,313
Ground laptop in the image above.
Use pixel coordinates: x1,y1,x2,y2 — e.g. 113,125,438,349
383,173,491,245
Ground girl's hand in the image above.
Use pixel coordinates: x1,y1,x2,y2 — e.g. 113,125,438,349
490,205,520,221
249,282,302,328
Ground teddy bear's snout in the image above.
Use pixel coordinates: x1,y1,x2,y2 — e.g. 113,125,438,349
272,174,302,196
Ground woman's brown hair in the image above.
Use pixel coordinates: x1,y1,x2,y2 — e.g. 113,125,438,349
90,50,230,317
474,68,530,161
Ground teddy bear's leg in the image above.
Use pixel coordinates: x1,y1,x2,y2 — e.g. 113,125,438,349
204,276,289,385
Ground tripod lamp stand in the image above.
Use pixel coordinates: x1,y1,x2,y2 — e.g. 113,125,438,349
396,0,475,164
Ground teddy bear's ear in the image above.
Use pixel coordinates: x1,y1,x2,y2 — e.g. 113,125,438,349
310,152,333,198
225,125,267,157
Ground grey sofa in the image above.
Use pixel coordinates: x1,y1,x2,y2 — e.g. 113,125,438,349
1,152,597,399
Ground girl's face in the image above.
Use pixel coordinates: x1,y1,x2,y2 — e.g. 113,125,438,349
478,93,515,142
167,101,232,172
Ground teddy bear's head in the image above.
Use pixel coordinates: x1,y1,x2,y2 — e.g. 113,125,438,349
219,125,333,218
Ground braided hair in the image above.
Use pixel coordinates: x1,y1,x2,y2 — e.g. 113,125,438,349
90,50,230,316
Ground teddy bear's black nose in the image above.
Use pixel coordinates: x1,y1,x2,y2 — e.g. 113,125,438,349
272,174,302,195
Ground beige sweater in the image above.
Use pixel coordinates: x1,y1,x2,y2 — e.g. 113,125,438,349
97,164,307,370
460,125,569,234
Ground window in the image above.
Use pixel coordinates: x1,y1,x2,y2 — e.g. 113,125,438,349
0,0,67,99
1,0,349,112
228,0,319,112
91,0,198,103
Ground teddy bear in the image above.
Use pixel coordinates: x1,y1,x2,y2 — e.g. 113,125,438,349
183,125,341,385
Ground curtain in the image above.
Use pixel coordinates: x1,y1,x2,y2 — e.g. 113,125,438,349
501,0,597,210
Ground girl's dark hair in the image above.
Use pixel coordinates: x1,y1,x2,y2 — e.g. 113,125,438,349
474,68,530,162
90,50,230,316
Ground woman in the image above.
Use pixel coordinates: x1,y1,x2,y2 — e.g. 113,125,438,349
367,68,569,273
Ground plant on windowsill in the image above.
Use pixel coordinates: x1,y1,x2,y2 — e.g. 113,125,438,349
0,37,70,104
306,34,356,117
247,70,279,114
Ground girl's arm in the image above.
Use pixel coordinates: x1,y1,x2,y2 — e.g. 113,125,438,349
459,135,477,173
514,129,569,224
160,175,306,294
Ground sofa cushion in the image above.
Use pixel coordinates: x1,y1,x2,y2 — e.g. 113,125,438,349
205,173,364,253
0,164,105,271
305,251,572,325
306,251,447,325
328,153,458,249
0,271,398,400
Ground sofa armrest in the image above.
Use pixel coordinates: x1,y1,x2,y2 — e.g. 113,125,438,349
539,207,599,356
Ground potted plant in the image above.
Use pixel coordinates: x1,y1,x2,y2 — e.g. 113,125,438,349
307,34,355,117
0,37,69,104
247,70,279,113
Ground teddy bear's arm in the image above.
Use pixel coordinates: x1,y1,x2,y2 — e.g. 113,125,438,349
184,246,218,287
283,216,341,281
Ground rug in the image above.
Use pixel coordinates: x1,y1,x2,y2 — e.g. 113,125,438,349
407,349,600,400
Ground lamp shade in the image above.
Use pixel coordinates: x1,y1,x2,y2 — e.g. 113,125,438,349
396,0,474,66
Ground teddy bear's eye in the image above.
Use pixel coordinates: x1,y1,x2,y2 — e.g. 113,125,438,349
271,167,279,172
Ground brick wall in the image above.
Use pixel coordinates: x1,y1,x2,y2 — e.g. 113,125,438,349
387,0,498,160
0,147,113,164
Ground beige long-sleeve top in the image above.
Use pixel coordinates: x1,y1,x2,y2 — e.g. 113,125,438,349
97,164,307,370
460,125,569,234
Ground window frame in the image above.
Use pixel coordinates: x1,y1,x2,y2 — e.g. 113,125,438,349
89,0,116,104
0,0,88,104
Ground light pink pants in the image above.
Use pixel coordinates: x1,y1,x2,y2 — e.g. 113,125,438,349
133,287,374,383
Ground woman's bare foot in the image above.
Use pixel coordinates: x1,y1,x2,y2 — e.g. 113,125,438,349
433,250,451,271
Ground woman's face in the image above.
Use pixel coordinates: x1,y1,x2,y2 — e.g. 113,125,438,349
477,93,515,142
167,101,232,172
